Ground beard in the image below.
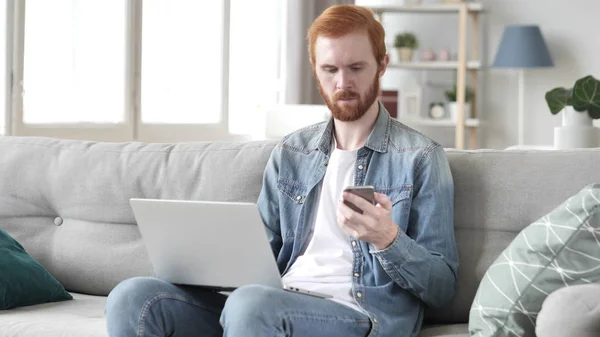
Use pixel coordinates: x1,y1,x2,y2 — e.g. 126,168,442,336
318,71,380,122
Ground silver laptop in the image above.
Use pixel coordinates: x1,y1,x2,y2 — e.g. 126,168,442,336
129,198,331,298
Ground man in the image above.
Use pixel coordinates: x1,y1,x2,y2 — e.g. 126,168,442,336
106,5,458,337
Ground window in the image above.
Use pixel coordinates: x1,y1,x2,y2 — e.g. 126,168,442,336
141,0,222,124
11,0,129,140
228,0,281,137
23,0,125,125
9,0,282,141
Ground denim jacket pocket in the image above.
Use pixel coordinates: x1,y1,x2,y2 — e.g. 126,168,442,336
376,184,412,230
277,179,308,204
375,184,412,207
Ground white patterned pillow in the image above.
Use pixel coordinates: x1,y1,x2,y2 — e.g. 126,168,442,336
469,183,600,337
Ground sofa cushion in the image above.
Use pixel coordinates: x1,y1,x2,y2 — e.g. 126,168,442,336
0,228,72,309
0,291,464,337
425,148,600,324
468,183,600,337
0,292,107,337
0,136,277,296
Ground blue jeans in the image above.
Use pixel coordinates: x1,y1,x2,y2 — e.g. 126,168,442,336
105,277,372,337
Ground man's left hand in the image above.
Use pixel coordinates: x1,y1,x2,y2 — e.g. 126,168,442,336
337,191,399,250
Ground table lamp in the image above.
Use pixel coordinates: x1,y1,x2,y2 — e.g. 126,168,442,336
493,25,554,146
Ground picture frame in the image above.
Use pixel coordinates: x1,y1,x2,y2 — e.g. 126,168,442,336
378,88,400,118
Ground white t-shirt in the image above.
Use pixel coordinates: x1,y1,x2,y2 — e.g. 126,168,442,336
282,141,365,313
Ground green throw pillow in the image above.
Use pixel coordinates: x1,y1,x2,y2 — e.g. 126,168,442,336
0,228,72,309
469,183,600,337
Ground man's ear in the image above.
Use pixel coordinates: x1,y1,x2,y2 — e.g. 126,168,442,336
379,54,390,78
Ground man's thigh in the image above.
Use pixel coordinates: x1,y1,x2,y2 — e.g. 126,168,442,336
106,277,228,337
221,285,371,337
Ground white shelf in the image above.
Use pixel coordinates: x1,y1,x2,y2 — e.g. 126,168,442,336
369,3,483,13
373,1,483,149
388,60,481,70
398,117,480,128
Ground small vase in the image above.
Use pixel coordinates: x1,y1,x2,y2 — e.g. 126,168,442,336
554,106,600,148
448,102,471,122
396,48,414,62
561,106,592,126
420,48,435,61
438,48,451,61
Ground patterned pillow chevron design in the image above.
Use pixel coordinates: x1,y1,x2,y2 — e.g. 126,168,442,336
469,183,600,337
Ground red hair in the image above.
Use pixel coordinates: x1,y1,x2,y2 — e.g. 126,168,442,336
307,5,386,69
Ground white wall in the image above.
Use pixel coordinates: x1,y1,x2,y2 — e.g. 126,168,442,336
357,0,600,149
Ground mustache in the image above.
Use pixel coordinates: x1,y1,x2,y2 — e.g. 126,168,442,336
333,90,359,101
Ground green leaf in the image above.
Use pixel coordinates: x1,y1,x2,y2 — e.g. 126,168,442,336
588,106,600,119
545,87,571,115
572,75,600,112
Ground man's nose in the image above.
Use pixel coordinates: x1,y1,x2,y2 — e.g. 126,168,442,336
336,70,353,91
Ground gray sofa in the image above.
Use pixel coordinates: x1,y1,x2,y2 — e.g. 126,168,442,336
1,135,599,337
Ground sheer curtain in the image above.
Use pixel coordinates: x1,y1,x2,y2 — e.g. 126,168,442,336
281,0,354,105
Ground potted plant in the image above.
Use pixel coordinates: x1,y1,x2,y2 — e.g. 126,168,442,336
545,75,600,148
394,32,419,62
444,85,474,121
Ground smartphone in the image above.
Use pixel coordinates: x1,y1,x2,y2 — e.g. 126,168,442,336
283,285,333,299
343,185,375,214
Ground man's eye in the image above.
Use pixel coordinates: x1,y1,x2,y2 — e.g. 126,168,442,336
326,68,337,73
351,67,362,72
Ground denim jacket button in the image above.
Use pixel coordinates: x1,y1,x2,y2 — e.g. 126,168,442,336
356,292,362,298
351,241,357,247
373,318,378,323
358,164,364,170
354,273,360,277
295,195,302,201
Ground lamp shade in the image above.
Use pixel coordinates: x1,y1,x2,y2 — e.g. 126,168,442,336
493,25,554,68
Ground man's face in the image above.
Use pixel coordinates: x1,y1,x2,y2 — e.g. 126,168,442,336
314,32,384,122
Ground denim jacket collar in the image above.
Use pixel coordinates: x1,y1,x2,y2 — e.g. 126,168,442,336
315,102,391,156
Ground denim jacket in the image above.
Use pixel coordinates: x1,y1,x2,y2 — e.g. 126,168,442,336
257,103,459,337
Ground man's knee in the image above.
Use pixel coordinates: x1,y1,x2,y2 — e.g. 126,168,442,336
105,277,171,333
220,285,280,328
106,277,169,314
536,284,600,337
